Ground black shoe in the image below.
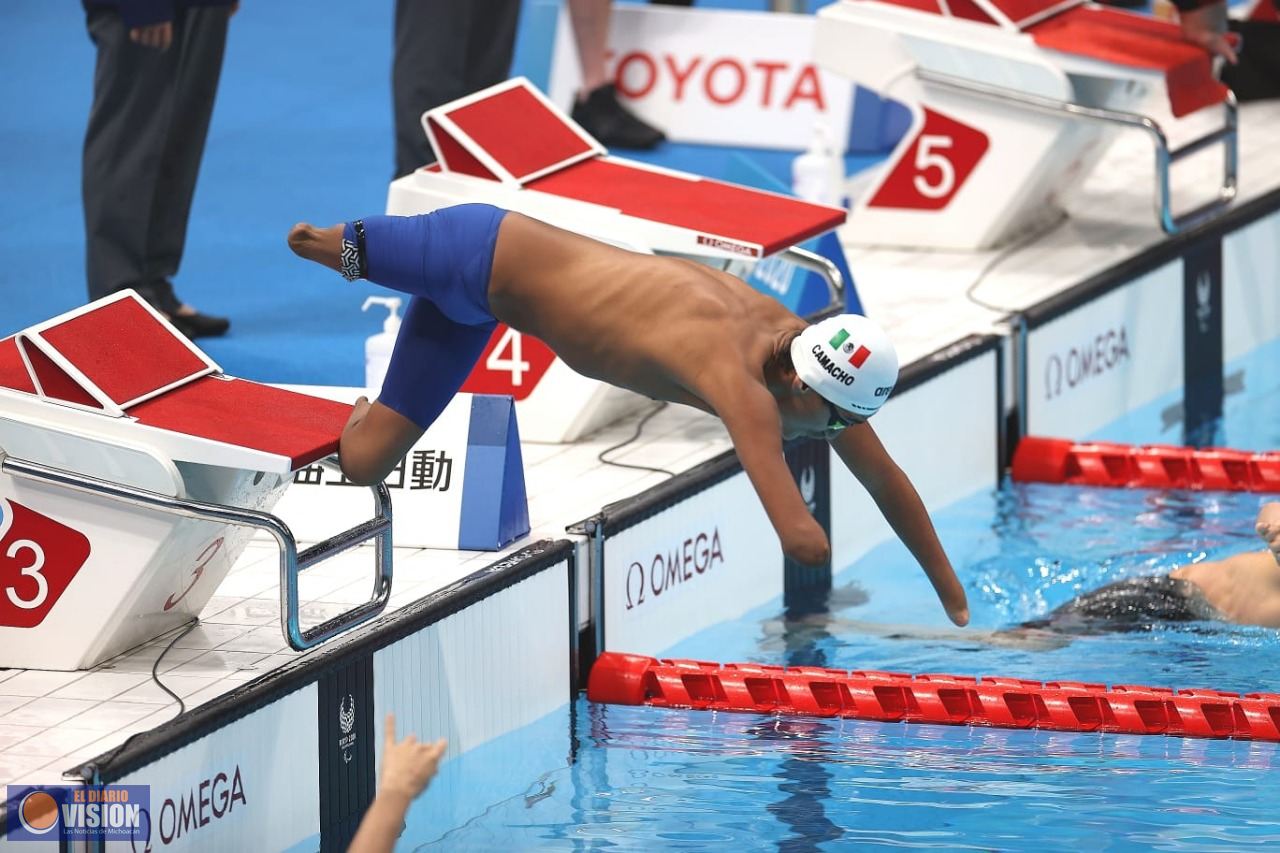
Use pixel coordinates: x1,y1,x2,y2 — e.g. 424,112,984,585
133,281,230,339
130,281,181,316
168,310,231,339
571,83,666,150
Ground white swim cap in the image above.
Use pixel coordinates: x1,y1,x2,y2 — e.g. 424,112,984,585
790,314,899,418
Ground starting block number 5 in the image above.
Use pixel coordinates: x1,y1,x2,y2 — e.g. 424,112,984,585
0,500,92,628
462,324,558,401
869,108,989,211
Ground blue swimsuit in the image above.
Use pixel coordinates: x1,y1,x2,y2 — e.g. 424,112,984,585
342,204,508,429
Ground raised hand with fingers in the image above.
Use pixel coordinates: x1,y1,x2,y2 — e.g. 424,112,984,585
379,712,448,801
348,713,449,853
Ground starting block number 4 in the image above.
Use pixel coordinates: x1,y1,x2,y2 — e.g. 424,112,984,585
488,327,531,387
462,325,558,401
0,500,92,628
868,108,989,211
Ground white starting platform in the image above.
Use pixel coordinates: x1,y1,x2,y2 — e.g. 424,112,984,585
0,292,393,672
814,0,1238,250
386,77,850,443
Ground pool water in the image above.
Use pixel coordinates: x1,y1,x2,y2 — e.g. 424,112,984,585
401,349,1279,850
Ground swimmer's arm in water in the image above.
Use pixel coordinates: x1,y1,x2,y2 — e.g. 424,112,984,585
830,424,970,627
338,396,425,486
701,376,830,567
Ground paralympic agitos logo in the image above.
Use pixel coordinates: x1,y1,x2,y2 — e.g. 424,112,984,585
624,527,724,610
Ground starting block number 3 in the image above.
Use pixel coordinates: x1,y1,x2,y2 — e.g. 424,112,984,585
0,500,92,628
869,108,989,211
462,324,558,401
5,539,46,610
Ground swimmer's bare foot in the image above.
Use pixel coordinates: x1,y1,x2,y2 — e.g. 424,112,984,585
1257,502,1280,566
288,222,345,273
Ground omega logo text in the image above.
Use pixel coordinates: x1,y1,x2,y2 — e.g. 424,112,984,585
625,528,724,610
156,766,246,846
1044,326,1130,400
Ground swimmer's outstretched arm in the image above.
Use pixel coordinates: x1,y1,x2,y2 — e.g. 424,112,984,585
831,424,970,627
703,376,832,568
760,615,1069,652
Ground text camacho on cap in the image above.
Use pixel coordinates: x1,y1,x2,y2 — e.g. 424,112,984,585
790,314,899,418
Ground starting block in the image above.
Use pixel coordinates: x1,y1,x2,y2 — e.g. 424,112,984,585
0,292,392,670
814,0,1238,250
386,77,849,442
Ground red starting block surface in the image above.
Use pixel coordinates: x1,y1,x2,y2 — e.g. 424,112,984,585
1011,436,1280,493
418,78,845,260
1,292,350,472
1029,6,1229,118
526,159,842,257
868,0,1228,118
588,652,1280,741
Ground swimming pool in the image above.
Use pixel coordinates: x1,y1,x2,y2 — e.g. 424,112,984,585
395,347,1279,850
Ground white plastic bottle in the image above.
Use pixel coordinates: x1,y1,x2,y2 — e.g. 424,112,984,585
791,122,844,207
362,296,402,392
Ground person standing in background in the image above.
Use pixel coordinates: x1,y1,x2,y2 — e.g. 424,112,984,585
81,0,234,338
567,0,667,149
1172,0,1240,64
392,0,521,179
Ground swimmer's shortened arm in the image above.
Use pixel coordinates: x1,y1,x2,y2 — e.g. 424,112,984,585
338,397,425,486
705,378,830,568
831,424,969,626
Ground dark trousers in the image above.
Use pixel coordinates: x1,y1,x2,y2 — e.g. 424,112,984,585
82,6,230,305
392,0,520,179
1224,21,1280,102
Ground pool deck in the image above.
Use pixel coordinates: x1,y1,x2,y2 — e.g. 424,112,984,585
1,100,1277,789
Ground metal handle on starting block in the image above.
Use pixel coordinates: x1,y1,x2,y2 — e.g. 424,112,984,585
917,69,1238,236
779,246,845,309
0,452,393,652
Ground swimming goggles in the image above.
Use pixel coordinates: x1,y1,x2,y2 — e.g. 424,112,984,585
824,400,865,434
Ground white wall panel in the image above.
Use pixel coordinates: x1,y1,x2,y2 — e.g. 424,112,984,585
373,562,569,756
1025,263,1183,439
109,687,319,852
1223,211,1280,362
603,473,783,657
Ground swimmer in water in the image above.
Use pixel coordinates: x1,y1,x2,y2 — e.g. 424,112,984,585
1024,501,1280,634
762,503,1280,650
287,204,969,626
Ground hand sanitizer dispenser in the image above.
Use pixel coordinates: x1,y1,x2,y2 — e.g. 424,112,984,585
792,122,844,207
362,296,402,392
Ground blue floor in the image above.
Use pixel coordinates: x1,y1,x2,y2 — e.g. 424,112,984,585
1,0,400,385
0,0,875,387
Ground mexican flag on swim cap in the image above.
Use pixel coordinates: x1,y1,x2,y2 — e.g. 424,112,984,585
790,314,899,418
